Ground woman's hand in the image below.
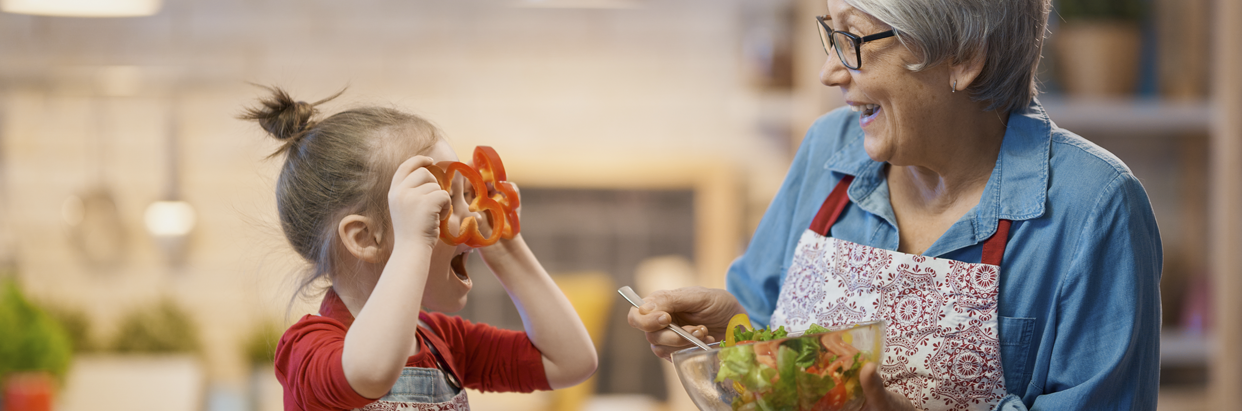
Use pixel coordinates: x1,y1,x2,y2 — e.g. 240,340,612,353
625,287,747,360
860,362,917,411
389,156,452,250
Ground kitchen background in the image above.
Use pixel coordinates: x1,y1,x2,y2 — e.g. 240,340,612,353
0,0,1238,410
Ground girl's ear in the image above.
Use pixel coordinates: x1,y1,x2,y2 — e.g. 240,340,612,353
338,214,385,264
949,46,988,93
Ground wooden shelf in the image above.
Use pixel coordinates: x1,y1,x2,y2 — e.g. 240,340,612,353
1162,329,1212,367
1040,96,1212,136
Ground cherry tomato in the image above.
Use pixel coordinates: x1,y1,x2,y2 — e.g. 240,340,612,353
814,384,849,410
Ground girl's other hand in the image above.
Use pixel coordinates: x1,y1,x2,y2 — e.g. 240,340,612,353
477,182,522,259
625,287,747,360
389,156,451,250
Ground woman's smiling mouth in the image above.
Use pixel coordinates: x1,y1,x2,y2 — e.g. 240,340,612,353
851,102,882,127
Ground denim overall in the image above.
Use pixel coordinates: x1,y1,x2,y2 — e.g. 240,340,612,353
355,327,469,411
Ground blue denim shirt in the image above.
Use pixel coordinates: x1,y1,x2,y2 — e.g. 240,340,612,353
726,100,1162,410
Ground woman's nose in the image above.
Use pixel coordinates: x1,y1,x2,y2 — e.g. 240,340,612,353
820,52,851,87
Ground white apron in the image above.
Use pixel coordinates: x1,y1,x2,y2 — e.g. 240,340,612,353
356,327,471,411
770,175,1010,411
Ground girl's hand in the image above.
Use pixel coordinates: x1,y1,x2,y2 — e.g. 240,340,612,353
860,362,917,411
389,156,451,250
626,287,747,360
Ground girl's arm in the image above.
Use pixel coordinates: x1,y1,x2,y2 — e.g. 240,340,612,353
341,156,448,399
480,235,599,389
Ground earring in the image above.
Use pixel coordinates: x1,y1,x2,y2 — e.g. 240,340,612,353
951,80,958,93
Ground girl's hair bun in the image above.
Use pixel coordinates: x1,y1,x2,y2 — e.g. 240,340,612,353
240,85,343,143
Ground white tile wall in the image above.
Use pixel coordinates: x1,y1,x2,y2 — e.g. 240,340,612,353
0,0,794,391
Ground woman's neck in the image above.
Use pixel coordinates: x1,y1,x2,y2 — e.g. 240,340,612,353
889,105,1008,213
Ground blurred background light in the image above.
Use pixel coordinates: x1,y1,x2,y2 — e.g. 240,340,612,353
0,0,161,17
143,201,195,238
513,0,642,9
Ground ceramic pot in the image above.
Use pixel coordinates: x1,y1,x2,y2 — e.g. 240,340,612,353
1054,21,1143,97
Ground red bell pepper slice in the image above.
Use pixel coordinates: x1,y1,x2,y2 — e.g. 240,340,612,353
422,146,521,247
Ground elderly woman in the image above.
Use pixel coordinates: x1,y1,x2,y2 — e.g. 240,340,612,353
628,0,1161,409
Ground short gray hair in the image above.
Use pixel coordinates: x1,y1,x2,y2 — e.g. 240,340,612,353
846,0,1051,113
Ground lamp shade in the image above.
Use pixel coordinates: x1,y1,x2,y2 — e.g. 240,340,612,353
1,0,161,17
144,200,196,237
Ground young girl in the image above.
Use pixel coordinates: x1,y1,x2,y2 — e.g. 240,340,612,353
243,86,598,411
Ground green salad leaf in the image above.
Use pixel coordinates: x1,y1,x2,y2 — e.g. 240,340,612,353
718,323,869,411
733,324,789,344
796,367,836,409
767,345,801,410
716,342,756,383
805,323,831,335
842,352,863,380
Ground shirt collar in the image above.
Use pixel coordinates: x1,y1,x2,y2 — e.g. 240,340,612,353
319,288,356,328
823,99,1052,241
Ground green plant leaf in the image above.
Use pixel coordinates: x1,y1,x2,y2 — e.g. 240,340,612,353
0,278,73,382
111,299,200,354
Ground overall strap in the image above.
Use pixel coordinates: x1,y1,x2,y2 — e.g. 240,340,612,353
416,315,463,390
810,175,855,236
807,175,1012,265
980,219,1012,266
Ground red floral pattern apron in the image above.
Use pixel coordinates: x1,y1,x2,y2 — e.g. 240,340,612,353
770,176,1010,410
358,392,468,411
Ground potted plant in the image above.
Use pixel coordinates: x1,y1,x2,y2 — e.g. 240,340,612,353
0,278,73,411
109,299,201,354
56,299,206,411
243,319,284,411
1053,0,1149,97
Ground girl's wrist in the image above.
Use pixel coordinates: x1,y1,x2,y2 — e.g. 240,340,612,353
479,235,540,275
479,234,526,260
392,236,436,257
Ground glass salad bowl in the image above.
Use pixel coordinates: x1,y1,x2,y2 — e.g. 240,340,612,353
670,321,885,411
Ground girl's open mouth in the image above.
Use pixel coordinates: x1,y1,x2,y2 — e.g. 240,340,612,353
451,251,470,282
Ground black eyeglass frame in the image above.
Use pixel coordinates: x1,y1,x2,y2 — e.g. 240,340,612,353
815,15,896,70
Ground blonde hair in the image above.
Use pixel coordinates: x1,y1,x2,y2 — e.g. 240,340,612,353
240,86,440,299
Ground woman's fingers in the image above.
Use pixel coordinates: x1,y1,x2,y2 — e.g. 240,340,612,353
627,290,720,361
860,362,885,409
649,343,680,361
626,304,671,333
648,287,746,337
646,327,710,361
640,324,709,346
859,362,916,411
627,286,743,336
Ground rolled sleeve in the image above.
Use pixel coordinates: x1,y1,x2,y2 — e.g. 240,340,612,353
275,317,376,411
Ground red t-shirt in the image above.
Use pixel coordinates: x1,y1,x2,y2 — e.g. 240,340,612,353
274,289,550,411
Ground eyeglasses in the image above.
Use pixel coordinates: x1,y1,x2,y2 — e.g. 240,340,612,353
815,15,895,70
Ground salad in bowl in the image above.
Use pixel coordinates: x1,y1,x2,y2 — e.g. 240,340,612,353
670,315,885,411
